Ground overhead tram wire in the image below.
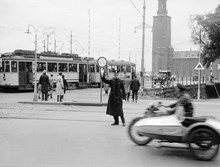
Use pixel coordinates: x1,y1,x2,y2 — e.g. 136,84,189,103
129,0,143,16
0,26,25,32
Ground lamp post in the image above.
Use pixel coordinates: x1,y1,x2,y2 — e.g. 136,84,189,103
133,0,147,87
41,31,56,52
141,0,146,87
26,25,38,101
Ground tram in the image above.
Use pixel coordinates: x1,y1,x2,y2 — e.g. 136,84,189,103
0,50,136,91
0,50,88,90
88,59,136,87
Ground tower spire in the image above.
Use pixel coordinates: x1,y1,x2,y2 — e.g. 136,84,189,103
157,0,168,15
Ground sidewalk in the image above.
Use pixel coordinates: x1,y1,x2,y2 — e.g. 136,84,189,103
17,88,220,106
18,88,110,106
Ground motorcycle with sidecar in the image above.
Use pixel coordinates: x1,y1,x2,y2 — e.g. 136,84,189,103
128,102,220,161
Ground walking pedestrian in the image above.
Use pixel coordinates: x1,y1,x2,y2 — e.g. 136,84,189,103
60,74,68,101
130,75,140,102
101,69,126,126
48,74,54,98
124,75,131,101
38,70,50,101
103,83,109,94
37,83,42,99
56,72,64,102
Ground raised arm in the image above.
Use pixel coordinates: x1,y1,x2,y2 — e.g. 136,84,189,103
100,72,111,85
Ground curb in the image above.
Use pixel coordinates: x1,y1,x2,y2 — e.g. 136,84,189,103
18,101,107,107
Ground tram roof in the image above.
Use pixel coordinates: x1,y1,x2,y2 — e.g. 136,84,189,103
0,50,86,62
88,59,135,66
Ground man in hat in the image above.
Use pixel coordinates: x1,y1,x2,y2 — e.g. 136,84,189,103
101,69,126,126
38,70,50,101
167,83,194,117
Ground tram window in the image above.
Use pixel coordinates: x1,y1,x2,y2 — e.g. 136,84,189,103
26,62,32,72
96,65,100,72
116,65,120,72
0,61,3,72
69,63,77,72
37,62,46,72
126,65,131,72
59,63,67,72
88,64,95,72
5,61,10,72
48,63,57,72
109,65,115,72
11,61,17,72
121,65,126,72
132,66,136,72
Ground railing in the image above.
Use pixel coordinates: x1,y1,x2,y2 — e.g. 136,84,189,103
143,76,220,89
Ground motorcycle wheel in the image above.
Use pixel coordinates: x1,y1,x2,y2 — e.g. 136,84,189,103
128,117,153,146
188,128,219,161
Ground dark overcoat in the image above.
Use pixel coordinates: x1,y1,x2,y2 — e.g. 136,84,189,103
130,78,140,91
38,74,50,93
101,76,125,116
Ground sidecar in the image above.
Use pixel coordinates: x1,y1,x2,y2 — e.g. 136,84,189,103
128,115,220,161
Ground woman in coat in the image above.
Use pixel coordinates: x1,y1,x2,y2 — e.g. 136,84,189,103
56,72,64,102
60,74,68,101
101,69,126,126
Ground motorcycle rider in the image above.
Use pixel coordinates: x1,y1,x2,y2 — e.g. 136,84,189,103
166,83,194,118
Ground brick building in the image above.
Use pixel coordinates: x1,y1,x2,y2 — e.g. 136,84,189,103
172,50,220,82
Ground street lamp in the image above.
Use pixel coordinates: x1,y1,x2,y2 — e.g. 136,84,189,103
133,0,151,87
25,25,38,101
41,31,56,52
141,0,146,88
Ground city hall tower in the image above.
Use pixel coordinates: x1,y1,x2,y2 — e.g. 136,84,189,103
152,0,173,75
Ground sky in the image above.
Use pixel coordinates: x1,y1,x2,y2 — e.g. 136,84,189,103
0,0,220,72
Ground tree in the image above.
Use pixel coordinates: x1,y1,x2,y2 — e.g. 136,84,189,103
190,4,220,68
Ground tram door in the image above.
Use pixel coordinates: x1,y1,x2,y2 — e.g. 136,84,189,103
19,62,33,88
19,62,26,86
79,64,88,84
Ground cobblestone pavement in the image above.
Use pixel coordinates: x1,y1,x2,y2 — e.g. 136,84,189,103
0,88,171,123
1,88,220,120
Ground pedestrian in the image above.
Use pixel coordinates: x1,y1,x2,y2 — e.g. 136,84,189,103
56,72,64,102
124,75,131,101
37,83,42,99
38,70,50,101
101,69,126,126
48,74,54,98
130,75,140,102
103,83,109,94
60,74,68,101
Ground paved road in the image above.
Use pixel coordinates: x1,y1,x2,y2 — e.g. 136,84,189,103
0,89,220,167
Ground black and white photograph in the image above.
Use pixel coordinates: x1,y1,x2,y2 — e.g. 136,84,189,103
1,0,220,166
